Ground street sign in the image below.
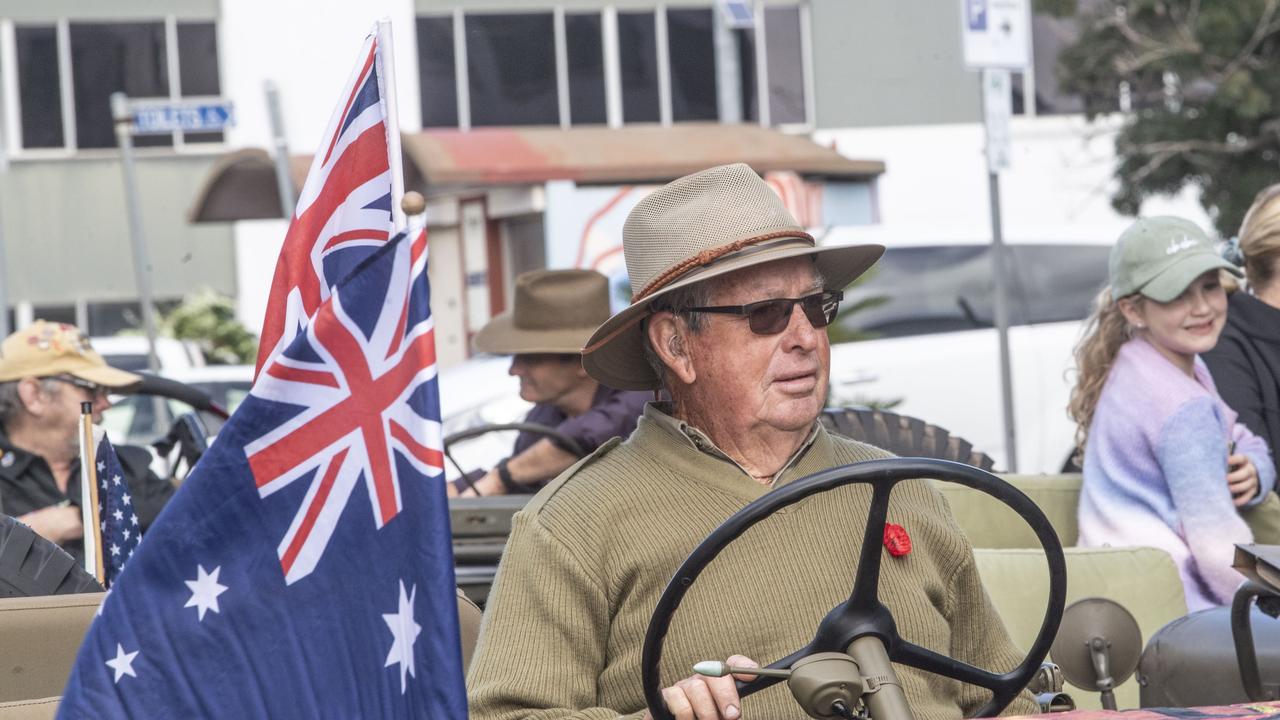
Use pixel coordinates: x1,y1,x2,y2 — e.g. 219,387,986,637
127,98,235,135
718,0,754,29
982,69,1013,171
960,0,1032,70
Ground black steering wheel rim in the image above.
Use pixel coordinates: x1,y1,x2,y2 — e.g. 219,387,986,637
641,458,1067,720
442,422,586,488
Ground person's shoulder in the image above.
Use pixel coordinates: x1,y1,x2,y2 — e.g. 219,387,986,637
521,436,631,513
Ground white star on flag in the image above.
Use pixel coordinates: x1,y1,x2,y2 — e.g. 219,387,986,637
382,580,421,694
105,643,139,683
112,474,121,486
130,513,139,526
97,460,105,472
184,565,229,622
122,528,131,541
110,543,121,557
96,587,112,617
113,509,124,522
122,493,131,506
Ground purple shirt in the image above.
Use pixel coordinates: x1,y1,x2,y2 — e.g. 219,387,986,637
513,385,649,481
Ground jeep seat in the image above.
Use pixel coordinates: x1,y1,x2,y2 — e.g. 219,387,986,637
934,473,1082,547
975,546,1188,711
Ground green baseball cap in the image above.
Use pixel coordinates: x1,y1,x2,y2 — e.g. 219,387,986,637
1109,216,1242,302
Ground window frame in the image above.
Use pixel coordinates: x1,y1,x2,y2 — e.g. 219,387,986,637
419,1,813,132
0,15,226,158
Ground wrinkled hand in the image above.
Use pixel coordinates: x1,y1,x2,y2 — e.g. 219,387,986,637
18,504,84,545
644,655,760,720
1228,453,1260,507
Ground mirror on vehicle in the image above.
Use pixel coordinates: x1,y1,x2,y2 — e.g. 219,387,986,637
1049,598,1142,711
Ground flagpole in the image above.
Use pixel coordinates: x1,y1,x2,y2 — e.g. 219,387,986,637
375,19,406,232
78,402,105,584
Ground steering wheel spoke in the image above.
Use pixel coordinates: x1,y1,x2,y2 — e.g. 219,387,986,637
893,640,1005,690
848,483,893,610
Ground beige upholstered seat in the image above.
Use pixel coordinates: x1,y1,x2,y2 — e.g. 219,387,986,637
932,474,1083,548
0,587,484,718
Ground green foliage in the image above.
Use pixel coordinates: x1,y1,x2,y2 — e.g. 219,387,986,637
1055,0,1280,236
160,289,259,365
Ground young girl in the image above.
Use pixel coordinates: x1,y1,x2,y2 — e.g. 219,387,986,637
1070,216,1276,611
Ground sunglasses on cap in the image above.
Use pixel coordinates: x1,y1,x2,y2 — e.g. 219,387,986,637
687,291,843,335
49,375,110,400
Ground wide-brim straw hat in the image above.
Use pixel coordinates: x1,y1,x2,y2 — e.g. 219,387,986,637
582,163,884,391
473,269,613,355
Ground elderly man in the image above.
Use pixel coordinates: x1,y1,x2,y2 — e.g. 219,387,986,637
466,165,1035,720
0,321,174,561
451,269,648,497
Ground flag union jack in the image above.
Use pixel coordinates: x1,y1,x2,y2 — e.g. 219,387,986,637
247,230,443,584
256,30,398,376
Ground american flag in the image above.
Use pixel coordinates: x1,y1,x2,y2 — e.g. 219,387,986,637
94,434,140,587
59,228,465,718
255,25,402,377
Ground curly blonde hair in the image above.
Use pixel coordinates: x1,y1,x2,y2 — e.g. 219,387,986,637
1068,287,1139,453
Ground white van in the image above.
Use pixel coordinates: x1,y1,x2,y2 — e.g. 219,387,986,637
823,225,1111,473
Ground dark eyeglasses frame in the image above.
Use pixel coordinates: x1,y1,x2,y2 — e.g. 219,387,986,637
48,375,110,399
686,291,843,335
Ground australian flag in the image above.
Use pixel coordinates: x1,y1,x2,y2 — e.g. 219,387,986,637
58,229,467,718
94,434,140,587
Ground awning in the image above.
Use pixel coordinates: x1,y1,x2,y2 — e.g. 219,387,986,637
189,123,883,223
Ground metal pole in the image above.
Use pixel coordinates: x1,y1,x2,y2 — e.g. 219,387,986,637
988,167,1018,472
0,110,9,338
110,92,160,373
264,80,296,219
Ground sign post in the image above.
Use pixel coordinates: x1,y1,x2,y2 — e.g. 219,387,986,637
111,94,235,372
960,0,1030,472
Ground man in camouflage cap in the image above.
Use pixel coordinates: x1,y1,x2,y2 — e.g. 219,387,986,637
0,320,174,561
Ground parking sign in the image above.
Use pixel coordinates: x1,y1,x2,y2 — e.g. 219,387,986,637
960,0,1031,70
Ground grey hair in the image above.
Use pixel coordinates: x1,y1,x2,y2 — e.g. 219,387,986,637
0,378,61,428
641,280,715,391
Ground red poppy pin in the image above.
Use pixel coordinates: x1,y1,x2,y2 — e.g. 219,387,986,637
883,522,912,557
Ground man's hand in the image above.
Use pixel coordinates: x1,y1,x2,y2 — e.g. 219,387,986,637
457,469,505,498
644,655,759,720
18,504,84,545
1228,453,1260,507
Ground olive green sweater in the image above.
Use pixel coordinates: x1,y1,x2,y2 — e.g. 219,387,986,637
468,408,1037,719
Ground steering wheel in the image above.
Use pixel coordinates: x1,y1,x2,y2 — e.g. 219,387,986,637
442,422,586,491
641,458,1067,720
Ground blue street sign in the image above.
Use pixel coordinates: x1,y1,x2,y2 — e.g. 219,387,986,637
129,100,235,135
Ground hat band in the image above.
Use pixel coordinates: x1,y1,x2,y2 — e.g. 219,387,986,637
632,230,815,302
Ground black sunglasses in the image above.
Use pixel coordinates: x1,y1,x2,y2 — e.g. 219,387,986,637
687,291,843,335
49,375,109,399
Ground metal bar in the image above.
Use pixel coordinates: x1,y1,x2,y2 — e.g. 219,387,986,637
655,3,672,126
799,1,817,128
752,0,770,127
165,15,183,149
111,92,161,373
453,8,471,131
57,19,75,149
987,170,1018,472
603,6,623,128
712,1,742,123
554,6,571,129
264,80,295,219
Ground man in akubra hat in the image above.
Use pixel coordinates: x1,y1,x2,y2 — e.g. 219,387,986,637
0,320,175,561
467,165,1035,719
448,269,648,497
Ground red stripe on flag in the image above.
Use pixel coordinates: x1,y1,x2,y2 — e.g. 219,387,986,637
266,362,341,389
279,448,347,576
323,44,377,167
389,421,445,469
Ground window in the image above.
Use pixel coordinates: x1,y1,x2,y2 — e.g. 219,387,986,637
15,26,62,148
667,8,717,122
12,20,222,151
617,11,659,123
565,13,606,125
414,4,810,130
834,245,1110,339
466,13,558,127
417,16,458,128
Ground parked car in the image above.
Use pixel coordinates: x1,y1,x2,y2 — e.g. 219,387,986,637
90,335,206,373
823,225,1112,472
